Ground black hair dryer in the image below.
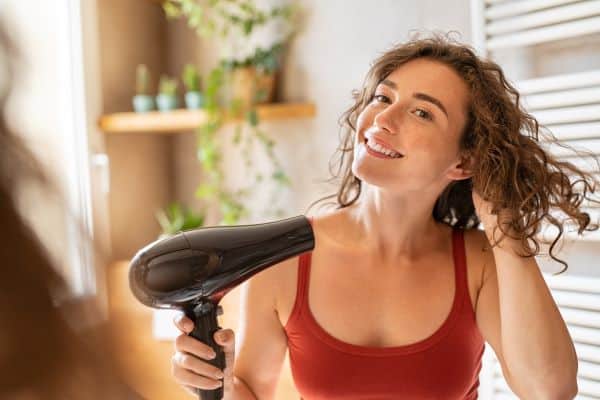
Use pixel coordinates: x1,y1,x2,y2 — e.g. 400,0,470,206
129,215,315,400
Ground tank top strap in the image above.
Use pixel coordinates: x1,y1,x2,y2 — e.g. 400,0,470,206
292,216,314,319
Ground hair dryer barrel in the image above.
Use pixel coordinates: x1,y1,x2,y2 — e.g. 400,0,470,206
129,215,315,309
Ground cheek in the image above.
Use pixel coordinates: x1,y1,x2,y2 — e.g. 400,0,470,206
355,107,374,136
400,137,458,173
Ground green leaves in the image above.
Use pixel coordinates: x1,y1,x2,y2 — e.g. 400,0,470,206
245,109,259,127
252,43,282,73
158,74,178,96
163,0,297,41
233,124,242,144
155,202,205,235
197,145,219,169
135,64,151,95
255,131,274,148
195,183,217,199
218,193,247,225
204,67,224,110
242,19,254,35
163,1,182,18
272,169,291,186
182,63,201,92
181,0,195,14
228,98,243,118
219,43,283,74
187,6,203,28
163,0,217,38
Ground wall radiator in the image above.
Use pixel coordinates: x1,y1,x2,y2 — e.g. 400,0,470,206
478,273,600,399
471,0,600,398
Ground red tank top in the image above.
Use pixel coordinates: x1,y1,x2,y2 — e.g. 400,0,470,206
284,219,485,399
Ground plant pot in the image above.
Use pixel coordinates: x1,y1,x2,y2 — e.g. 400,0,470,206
132,94,155,112
184,91,204,109
155,94,178,112
231,67,275,108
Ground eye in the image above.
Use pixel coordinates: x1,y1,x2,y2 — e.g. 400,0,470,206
414,108,433,121
372,94,391,104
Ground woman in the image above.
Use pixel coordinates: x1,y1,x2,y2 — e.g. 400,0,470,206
170,32,597,399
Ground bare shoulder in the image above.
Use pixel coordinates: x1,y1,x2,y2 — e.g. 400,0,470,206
255,214,326,312
250,212,334,294
252,254,299,315
269,211,344,325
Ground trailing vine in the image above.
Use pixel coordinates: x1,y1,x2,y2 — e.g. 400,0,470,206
158,0,298,228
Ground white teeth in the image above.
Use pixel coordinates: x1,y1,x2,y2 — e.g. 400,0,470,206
366,140,401,158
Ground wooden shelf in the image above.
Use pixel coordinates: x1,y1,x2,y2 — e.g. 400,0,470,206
99,102,316,134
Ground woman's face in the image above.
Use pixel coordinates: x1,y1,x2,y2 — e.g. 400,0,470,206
352,58,472,194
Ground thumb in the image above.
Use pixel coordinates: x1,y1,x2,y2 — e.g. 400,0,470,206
214,329,236,382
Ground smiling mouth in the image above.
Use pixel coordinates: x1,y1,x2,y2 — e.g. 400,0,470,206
363,138,404,159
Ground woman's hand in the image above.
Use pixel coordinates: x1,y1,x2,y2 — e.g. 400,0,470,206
171,313,236,397
472,190,521,252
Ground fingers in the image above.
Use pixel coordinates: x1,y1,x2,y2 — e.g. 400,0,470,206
172,351,224,379
213,329,236,385
173,312,194,334
175,334,217,360
171,317,236,394
171,356,223,391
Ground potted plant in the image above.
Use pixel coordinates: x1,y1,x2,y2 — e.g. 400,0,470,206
155,202,205,239
156,74,179,112
161,0,299,225
163,0,298,109
182,63,204,109
132,64,155,112
225,44,282,108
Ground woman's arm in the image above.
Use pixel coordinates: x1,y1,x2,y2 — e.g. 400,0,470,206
474,227,578,399
229,376,260,400
228,257,294,400
491,238,578,399
471,191,578,399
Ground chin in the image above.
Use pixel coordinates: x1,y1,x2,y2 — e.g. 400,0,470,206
352,162,397,189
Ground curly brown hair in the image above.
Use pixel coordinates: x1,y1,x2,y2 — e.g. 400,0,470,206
307,31,600,274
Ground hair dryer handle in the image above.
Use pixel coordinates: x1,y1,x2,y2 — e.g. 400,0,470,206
185,302,226,400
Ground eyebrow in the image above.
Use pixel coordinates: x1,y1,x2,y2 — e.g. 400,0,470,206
380,79,449,118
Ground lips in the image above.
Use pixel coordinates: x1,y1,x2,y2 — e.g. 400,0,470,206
363,135,404,157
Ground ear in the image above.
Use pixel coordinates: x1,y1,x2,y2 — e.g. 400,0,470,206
446,153,474,181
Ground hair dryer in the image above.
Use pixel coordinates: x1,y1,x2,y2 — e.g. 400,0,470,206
128,215,314,400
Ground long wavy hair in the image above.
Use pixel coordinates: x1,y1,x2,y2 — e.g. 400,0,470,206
307,31,600,274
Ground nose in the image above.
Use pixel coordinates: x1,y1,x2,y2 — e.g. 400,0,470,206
373,102,402,135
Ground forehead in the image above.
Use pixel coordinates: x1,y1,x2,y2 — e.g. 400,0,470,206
381,58,470,121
